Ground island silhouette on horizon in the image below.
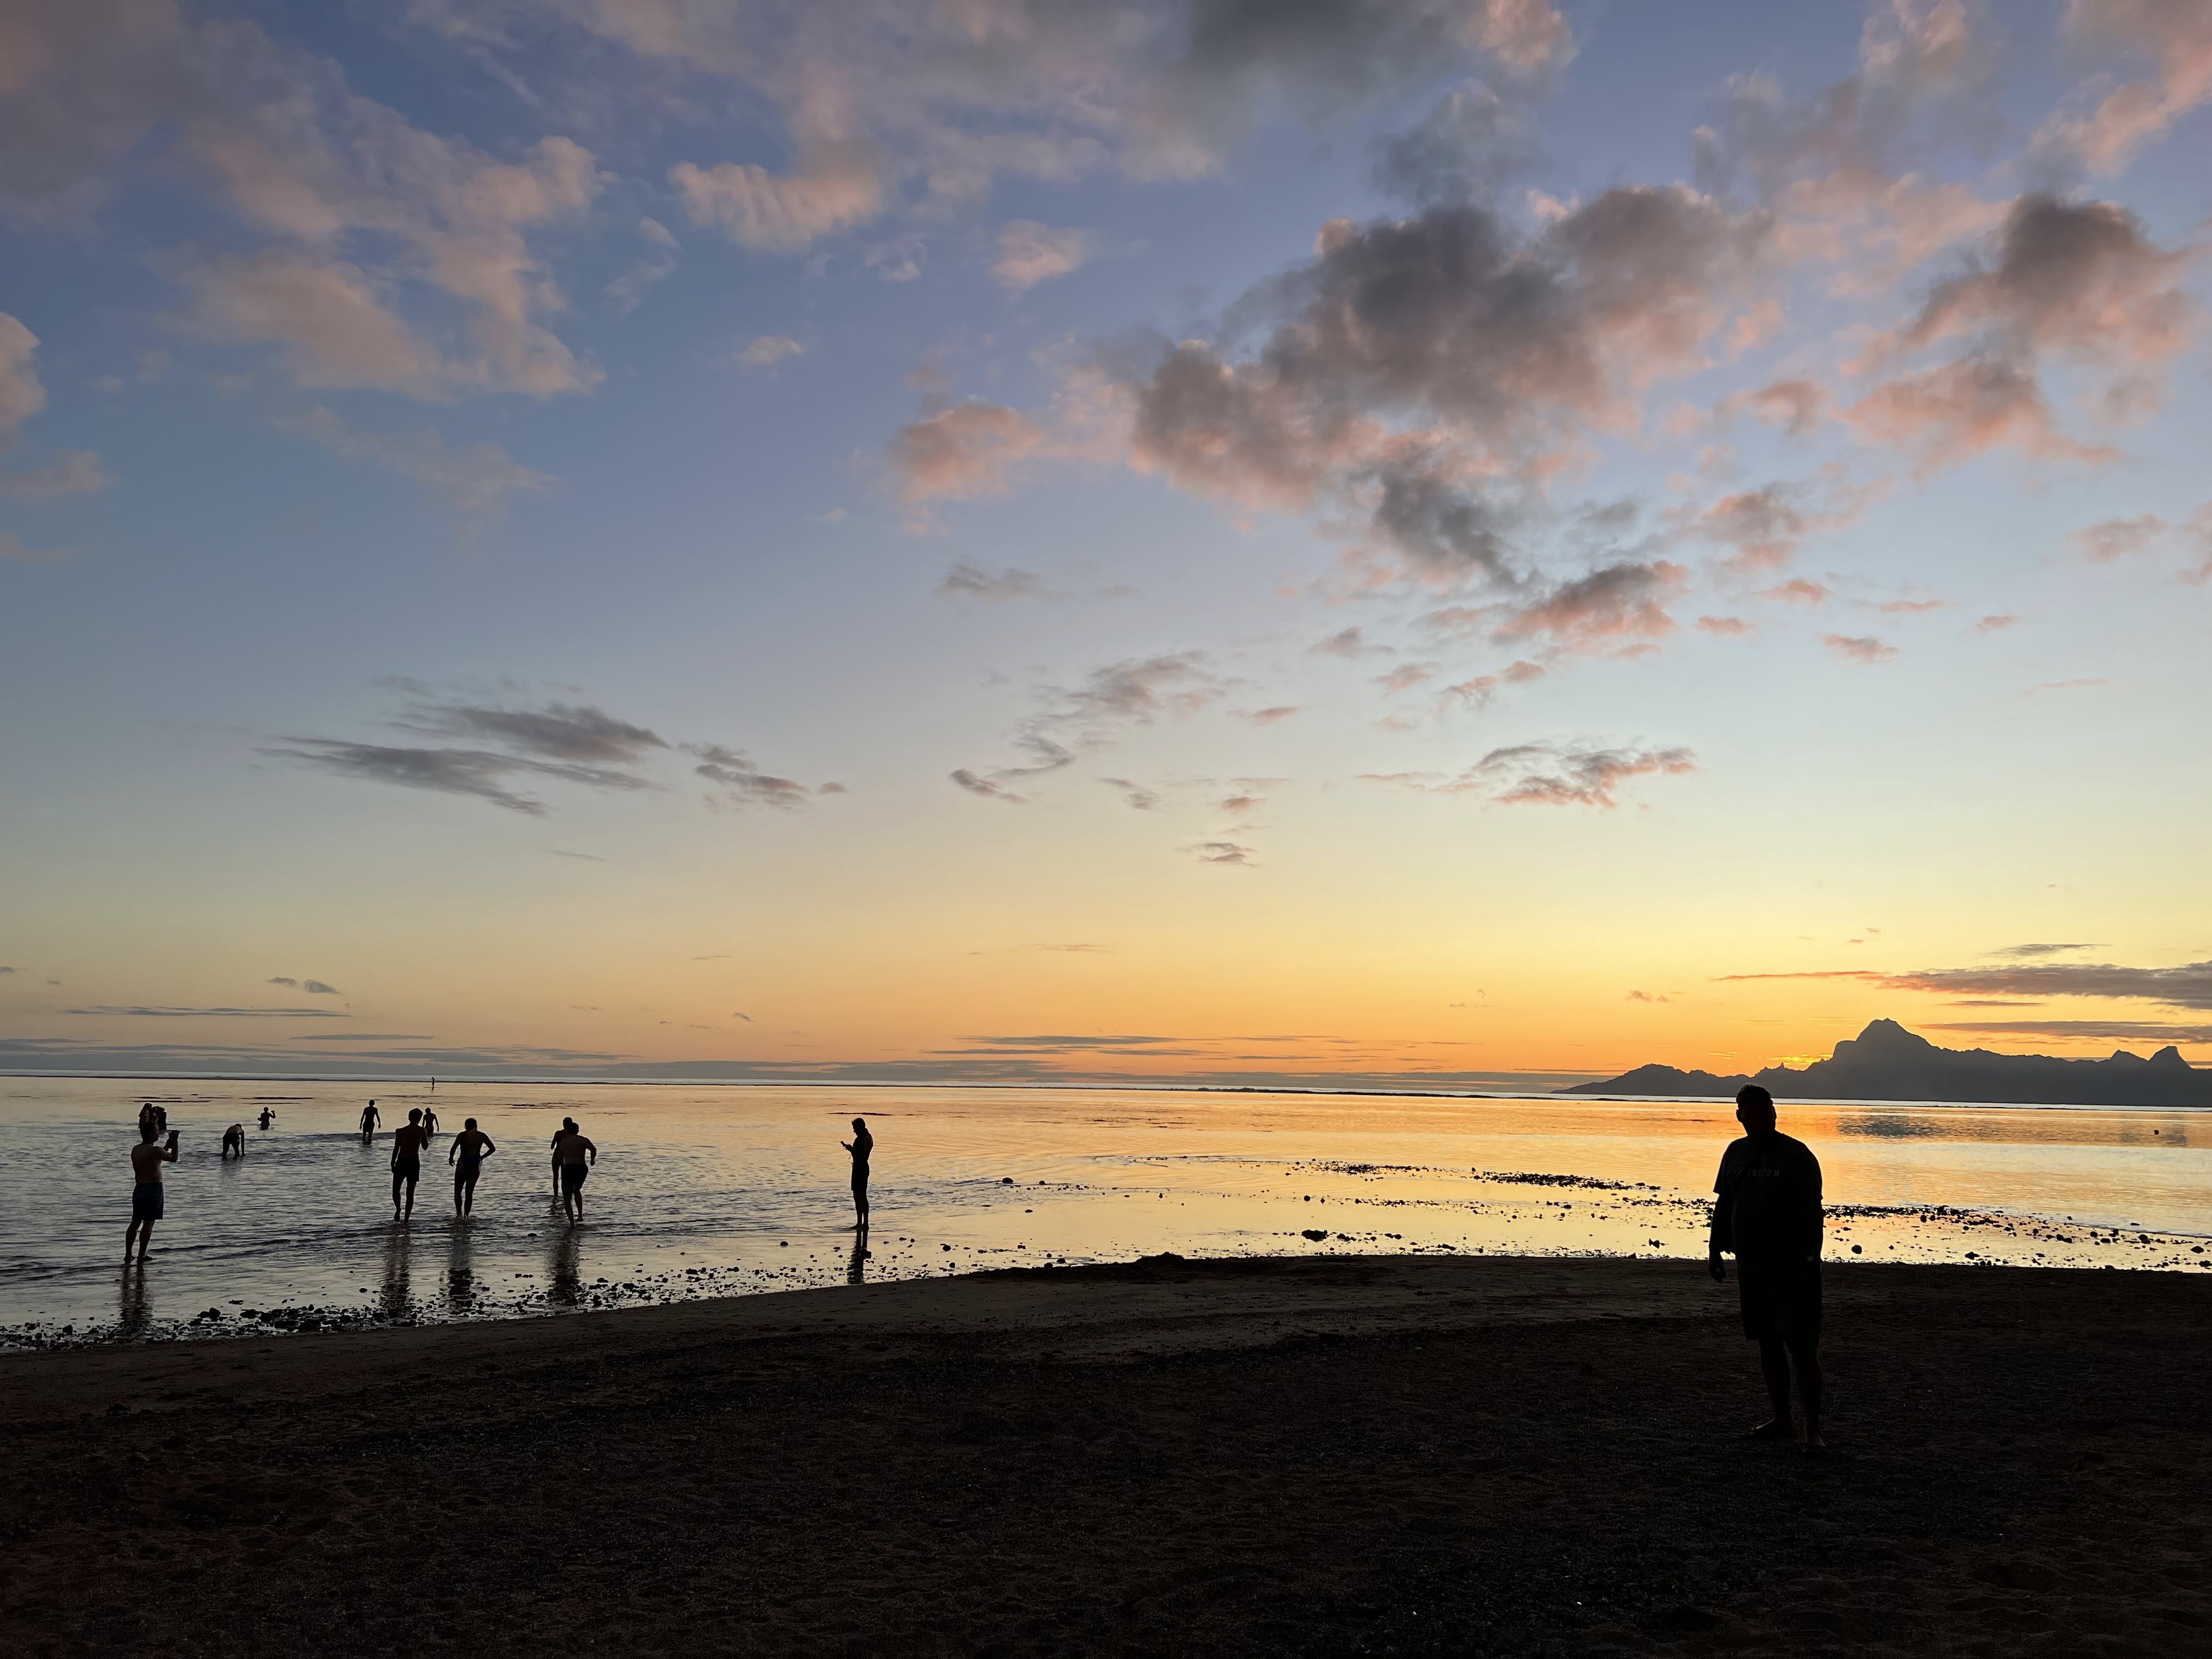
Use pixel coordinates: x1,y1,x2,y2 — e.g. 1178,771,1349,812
1558,1018,2211,1107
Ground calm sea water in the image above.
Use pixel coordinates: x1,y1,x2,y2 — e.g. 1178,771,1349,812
2,1074,2206,1345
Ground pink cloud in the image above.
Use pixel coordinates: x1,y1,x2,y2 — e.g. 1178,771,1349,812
1821,633,1900,664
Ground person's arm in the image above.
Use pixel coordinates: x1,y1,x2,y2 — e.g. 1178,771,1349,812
1803,1149,1824,1262
163,1132,180,1165
449,1139,459,1166
483,1137,496,1156
1707,1152,1733,1281
583,1137,597,1165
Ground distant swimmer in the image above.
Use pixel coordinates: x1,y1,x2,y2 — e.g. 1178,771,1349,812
841,1117,873,1229
221,1124,245,1160
258,1106,276,1131
360,1101,381,1141
127,1120,179,1263
420,1104,441,1137
390,1108,431,1221
449,1118,497,1216
551,1119,597,1225
1709,1084,1826,1453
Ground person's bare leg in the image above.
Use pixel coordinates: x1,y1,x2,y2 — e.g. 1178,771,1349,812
1788,1337,1824,1450
1746,1336,1793,1438
136,1220,156,1262
125,1218,142,1262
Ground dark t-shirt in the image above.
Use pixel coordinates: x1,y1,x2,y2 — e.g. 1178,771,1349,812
1712,1132,1822,1261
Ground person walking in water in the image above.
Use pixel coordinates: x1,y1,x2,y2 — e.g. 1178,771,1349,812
221,1123,245,1160
552,1119,597,1225
359,1100,381,1141
449,1119,496,1216
126,1119,179,1263
841,1117,873,1229
390,1108,431,1220
257,1105,276,1131
1709,1085,1825,1452
420,1103,441,1138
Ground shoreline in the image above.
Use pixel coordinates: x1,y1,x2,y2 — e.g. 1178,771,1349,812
5,1253,2205,1655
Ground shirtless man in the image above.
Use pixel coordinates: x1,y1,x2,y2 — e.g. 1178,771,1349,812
390,1108,431,1220
257,1106,276,1131
359,1100,381,1141
127,1121,179,1262
449,1118,497,1216
420,1104,441,1138
221,1123,245,1159
842,1117,873,1230
552,1120,597,1224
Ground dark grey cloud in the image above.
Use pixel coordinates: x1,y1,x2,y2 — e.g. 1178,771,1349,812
267,976,296,988
1715,958,2212,1012
270,975,341,994
951,768,1023,804
1928,1020,2212,1046
938,563,1047,601
1373,78,1541,205
66,1005,349,1019
288,1032,431,1041
1990,943,2101,959
683,743,810,810
260,738,653,815
401,701,668,764
950,1033,1189,1052
955,651,1222,799
1103,777,1163,811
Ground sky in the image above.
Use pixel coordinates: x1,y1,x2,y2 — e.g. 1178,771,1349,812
2,0,2210,1087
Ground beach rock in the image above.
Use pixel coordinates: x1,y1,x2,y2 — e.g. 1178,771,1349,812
1301,1229,1329,1242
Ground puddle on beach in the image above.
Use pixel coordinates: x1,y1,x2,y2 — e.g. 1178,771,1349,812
3,1076,2206,1348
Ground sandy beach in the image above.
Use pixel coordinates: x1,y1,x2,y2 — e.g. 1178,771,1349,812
3,1254,2206,1656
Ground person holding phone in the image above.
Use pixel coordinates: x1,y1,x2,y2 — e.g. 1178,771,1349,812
127,1119,179,1262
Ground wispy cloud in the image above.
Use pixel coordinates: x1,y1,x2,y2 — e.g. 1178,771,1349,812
67,1005,351,1019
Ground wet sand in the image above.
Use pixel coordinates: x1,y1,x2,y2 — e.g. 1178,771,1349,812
3,1254,2206,1656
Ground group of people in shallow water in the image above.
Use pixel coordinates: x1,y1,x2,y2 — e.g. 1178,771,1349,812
123,1085,1824,1447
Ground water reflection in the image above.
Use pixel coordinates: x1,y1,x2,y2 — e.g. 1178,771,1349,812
547,1226,582,1307
445,1221,477,1314
380,1222,413,1319
848,1231,871,1285
117,1262,151,1340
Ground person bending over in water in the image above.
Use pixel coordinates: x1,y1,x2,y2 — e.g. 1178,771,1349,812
359,1100,381,1141
449,1119,496,1216
127,1121,179,1263
390,1108,431,1220
221,1123,245,1160
1709,1084,1826,1452
841,1117,873,1229
552,1120,597,1225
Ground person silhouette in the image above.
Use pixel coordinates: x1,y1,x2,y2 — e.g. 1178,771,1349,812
551,1120,596,1225
840,1117,873,1229
360,1100,381,1141
221,1123,245,1159
127,1119,178,1263
257,1106,276,1131
449,1118,496,1216
1708,1084,1825,1451
390,1108,430,1220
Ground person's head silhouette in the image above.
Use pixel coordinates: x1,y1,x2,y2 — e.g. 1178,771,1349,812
464,1117,478,1131
562,1117,577,1133
408,1108,422,1124
1735,1084,1776,1135
140,1119,161,1143
852,1117,866,1132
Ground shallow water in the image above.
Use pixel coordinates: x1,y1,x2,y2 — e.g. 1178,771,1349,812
2,1075,2207,1346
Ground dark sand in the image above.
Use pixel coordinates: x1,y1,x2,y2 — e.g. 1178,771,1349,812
3,1255,2206,1656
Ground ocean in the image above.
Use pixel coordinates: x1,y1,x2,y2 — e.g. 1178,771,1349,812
3,1073,2205,1345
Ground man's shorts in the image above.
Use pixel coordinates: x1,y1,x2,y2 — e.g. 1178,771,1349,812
132,1182,164,1222
560,1164,589,1195
392,1158,421,1187
1736,1257,1821,1345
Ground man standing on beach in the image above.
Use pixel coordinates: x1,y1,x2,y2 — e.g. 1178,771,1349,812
1709,1084,1825,1451
391,1108,430,1221
449,1118,496,1216
552,1119,596,1225
127,1120,178,1262
842,1117,873,1229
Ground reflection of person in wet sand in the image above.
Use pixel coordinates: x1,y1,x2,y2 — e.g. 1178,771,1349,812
1709,1084,1825,1453
449,1119,496,1216
552,1120,597,1225
359,1101,380,1141
127,1120,178,1263
222,1124,245,1159
390,1108,431,1220
841,1118,873,1229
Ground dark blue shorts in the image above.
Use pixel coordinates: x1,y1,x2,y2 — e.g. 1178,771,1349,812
560,1164,588,1194
132,1182,164,1222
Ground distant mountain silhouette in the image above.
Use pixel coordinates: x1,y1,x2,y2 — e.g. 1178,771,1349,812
1560,1018,2212,1107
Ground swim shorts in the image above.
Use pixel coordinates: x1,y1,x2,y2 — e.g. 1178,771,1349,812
132,1182,164,1221
392,1158,421,1184
1736,1256,1822,1345
560,1163,589,1194
457,1155,482,1178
